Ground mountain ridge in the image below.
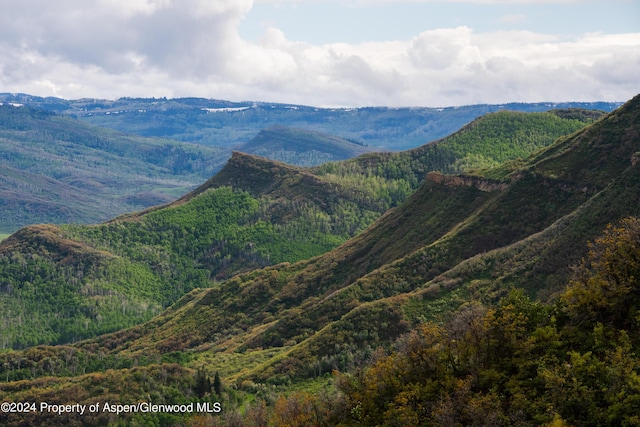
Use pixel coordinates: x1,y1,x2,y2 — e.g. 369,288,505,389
76,94,640,377
0,106,611,349
1,92,620,151
238,125,371,166
0,99,608,232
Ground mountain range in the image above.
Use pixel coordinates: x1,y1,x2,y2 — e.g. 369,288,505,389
0,107,601,349
0,99,602,233
0,93,620,151
0,94,638,426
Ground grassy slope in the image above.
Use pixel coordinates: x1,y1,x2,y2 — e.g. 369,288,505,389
277,95,640,377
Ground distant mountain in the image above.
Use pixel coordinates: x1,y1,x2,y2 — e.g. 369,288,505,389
2,101,597,233
0,95,617,233
0,104,226,232
239,125,372,166
0,93,621,151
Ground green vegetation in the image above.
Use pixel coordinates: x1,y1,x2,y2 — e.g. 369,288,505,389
0,104,226,231
1,94,638,426
0,177,383,348
2,216,640,426
0,224,164,348
240,125,371,166
269,217,640,426
0,106,597,349
314,109,599,193
2,93,619,151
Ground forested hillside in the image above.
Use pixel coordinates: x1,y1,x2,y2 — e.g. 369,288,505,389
0,163,381,348
0,104,226,232
280,218,640,426
1,96,638,426
239,126,371,166
314,108,601,191
0,108,597,349
1,93,620,150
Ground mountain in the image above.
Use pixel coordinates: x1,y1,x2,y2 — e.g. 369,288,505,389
238,125,371,166
2,97,638,425
312,108,603,190
0,103,594,233
234,93,640,383
0,96,614,235
0,104,227,232
0,108,599,350
0,93,621,151
0,153,391,348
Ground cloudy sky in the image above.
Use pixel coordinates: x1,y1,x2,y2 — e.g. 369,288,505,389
0,0,638,107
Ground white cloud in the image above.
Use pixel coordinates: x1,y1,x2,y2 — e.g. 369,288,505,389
408,27,479,70
0,0,252,75
0,0,638,106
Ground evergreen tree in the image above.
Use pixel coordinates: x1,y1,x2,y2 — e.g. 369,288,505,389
213,370,222,397
194,367,211,398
